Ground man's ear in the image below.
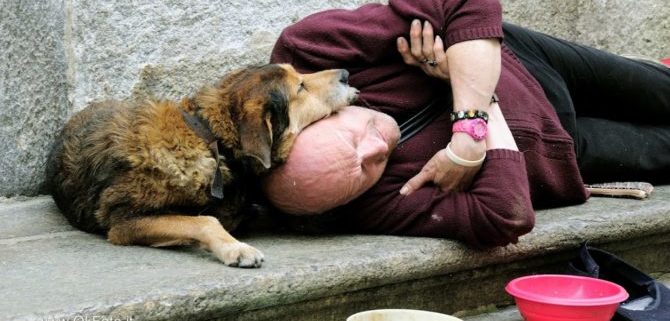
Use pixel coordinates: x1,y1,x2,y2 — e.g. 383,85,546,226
239,104,272,169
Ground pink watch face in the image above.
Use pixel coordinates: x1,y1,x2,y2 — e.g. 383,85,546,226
472,121,487,140
453,118,488,141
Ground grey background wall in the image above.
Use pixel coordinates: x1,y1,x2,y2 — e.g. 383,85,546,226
1,0,668,198
1,1,69,197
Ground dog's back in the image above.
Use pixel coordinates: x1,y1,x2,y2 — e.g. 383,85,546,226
46,101,132,233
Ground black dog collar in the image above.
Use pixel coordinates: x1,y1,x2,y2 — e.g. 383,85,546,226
179,109,228,200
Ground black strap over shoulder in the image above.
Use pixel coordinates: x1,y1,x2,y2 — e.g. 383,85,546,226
398,99,447,145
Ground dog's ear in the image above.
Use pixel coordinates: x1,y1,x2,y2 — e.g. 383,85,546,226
239,89,289,169
239,102,273,169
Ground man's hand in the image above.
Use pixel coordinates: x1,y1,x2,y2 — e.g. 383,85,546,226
400,133,485,195
397,19,450,81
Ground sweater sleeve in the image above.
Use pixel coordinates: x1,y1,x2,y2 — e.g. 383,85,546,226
342,149,535,248
270,0,503,71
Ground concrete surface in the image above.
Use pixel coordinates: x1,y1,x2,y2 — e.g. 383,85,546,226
1,187,669,321
1,0,669,197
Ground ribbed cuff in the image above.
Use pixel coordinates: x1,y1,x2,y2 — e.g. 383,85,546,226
485,149,524,162
444,26,504,48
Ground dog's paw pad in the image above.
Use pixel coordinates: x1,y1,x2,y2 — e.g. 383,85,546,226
213,242,264,268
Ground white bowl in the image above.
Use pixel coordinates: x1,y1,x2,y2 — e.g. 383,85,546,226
347,309,463,321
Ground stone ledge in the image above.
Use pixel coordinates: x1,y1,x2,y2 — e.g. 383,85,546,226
1,186,669,321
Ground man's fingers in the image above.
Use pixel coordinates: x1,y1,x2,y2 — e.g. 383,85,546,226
409,19,424,59
434,35,445,55
400,171,431,196
397,37,420,65
421,21,435,60
433,36,448,74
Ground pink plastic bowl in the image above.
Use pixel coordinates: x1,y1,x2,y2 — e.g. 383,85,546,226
505,274,629,321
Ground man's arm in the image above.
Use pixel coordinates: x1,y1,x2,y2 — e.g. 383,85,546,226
396,20,502,194
271,0,504,71
447,38,501,160
346,149,534,248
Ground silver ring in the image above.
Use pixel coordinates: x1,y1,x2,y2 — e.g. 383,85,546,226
426,60,438,67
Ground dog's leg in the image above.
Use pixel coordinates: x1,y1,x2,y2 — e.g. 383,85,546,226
107,215,264,268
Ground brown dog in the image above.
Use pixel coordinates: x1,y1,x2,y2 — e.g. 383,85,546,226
45,64,358,267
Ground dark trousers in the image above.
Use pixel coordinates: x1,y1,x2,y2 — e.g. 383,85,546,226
503,23,670,184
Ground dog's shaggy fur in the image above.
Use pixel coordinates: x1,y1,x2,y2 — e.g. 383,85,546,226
45,64,357,267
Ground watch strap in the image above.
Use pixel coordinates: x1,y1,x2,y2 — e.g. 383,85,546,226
452,118,488,141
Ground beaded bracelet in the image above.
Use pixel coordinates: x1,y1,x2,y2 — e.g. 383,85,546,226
449,94,498,123
450,109,489,123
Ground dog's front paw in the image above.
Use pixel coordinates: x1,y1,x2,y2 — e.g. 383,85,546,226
212,241,264,268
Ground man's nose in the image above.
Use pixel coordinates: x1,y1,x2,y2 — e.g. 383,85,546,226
358,134,389,164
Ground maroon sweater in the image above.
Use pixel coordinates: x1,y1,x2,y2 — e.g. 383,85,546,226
270,0,589,248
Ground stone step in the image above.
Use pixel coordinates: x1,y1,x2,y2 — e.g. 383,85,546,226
2,187,669,321
463,306,523,321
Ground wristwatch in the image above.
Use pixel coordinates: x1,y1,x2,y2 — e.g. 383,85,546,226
452,118,488,141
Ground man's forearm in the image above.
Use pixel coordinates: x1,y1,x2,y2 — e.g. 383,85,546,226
446,38,501,158
447,38,501,113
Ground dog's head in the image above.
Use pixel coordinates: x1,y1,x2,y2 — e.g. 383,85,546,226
200,64,358,172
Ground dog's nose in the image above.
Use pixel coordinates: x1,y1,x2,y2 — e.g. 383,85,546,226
339,69,349,84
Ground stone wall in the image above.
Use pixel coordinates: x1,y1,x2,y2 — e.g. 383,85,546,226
1,1,68,197
1,0,668,197
503,0,669,57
